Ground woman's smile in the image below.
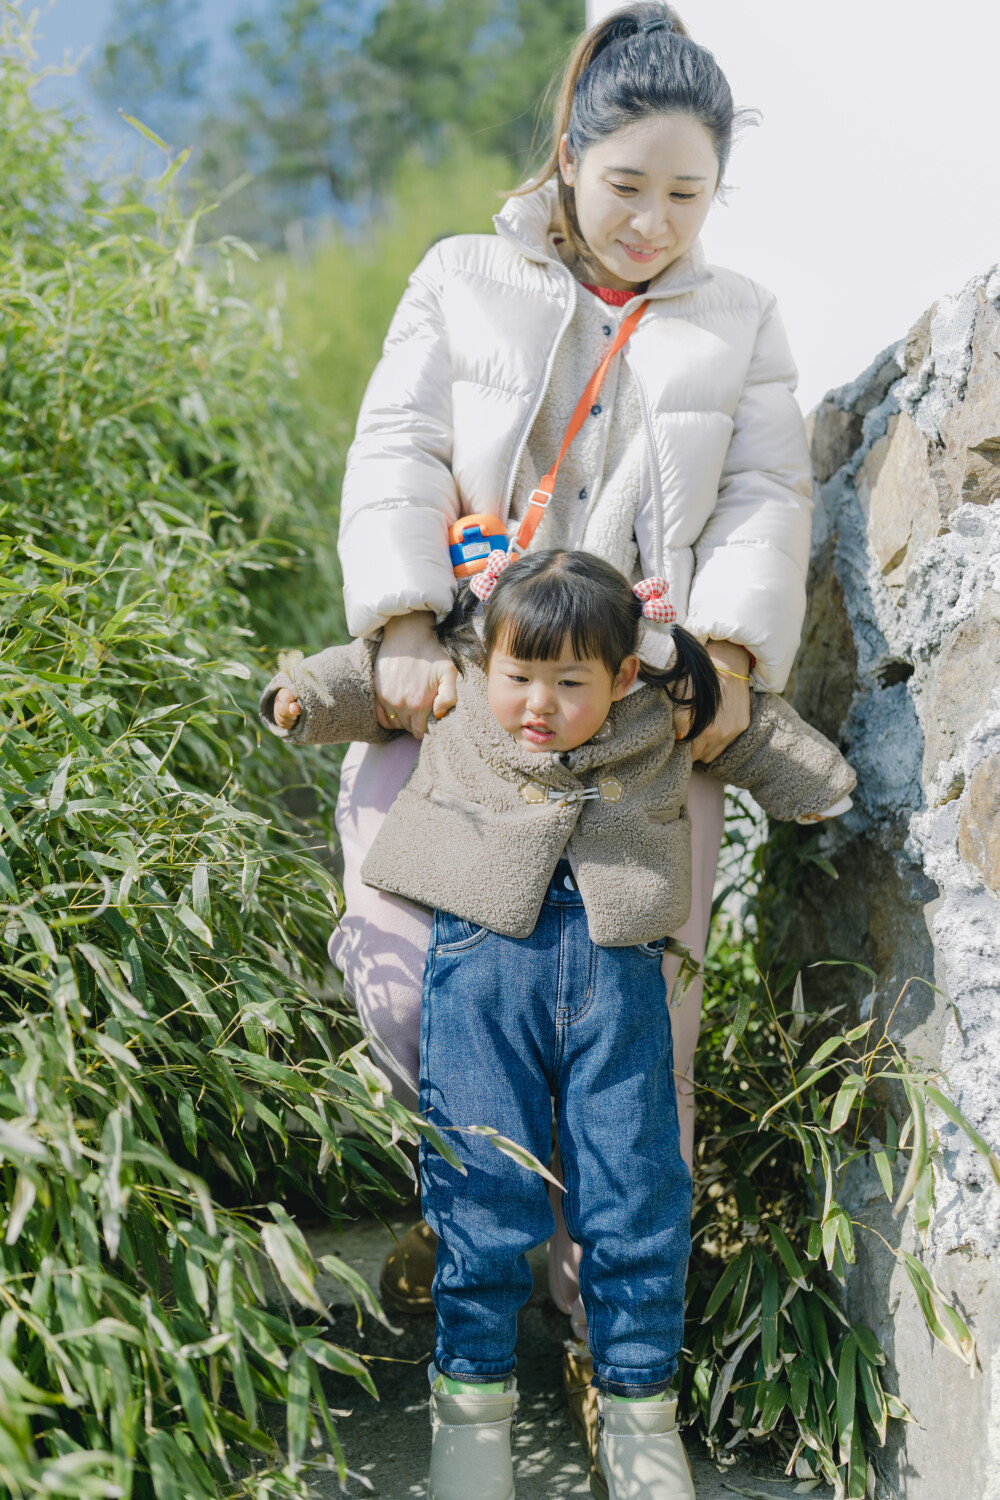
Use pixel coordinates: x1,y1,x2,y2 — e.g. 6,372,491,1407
620,241,666,263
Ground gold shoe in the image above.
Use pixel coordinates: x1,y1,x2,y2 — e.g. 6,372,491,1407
563,1340,608,1499
379,1218,438,1313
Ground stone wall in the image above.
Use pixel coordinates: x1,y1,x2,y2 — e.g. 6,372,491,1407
789,267,1000,1498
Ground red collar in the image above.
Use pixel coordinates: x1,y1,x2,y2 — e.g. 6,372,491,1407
582,283,641,307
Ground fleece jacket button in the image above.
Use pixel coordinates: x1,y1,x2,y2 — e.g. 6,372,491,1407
578,487,588,501
590,404,602,417
603,324,613,336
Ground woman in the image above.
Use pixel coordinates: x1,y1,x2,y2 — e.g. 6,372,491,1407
333,0,811,1482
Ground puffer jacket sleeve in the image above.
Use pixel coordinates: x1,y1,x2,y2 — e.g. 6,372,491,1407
338,243,459,639
683,289,813,692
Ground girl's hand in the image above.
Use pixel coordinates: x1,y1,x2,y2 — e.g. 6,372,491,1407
678,639,752,764
374,611,459,740
274,687,301,731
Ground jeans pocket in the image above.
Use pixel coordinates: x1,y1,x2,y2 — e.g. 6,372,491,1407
434,911,490,954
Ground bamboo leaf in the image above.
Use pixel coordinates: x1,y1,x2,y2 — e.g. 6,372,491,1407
724,991,752,1061
900,1251,976,1366
873,1150,893,1200
176,902,213,948
703,1246,752,1323
765,1222,808,1289
923,1084,1000,1188
119,110,169,151
857,1352,888,1445
303,1336,378,1398
462,1126,565,1188
790,969,806,1040
830,1073,865,1131
761,1257,780,1377
836,1333,857,1465
156,146,192,191
261,1220,327,1315
286,1346,311,1467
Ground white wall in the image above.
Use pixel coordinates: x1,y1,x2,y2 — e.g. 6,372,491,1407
585,1,1000,411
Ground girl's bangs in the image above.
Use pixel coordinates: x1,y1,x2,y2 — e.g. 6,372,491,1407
488,572,621,672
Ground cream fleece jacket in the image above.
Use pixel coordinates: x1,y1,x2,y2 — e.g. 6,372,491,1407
259,642,855,948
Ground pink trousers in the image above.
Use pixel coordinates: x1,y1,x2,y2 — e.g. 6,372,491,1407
331,737,724,1340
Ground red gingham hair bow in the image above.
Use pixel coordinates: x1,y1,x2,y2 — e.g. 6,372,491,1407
469,546,513,603
633,576,676,623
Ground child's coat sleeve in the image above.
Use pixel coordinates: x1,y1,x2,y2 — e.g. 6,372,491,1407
701,695,856,821
258,638,395,747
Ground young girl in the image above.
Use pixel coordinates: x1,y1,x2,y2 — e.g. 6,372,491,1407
261,551,853,1500
330,5,814,1409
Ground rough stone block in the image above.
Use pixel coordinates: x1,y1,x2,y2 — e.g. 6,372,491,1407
923,599,1000,776
855,413,940,581
958,755,1000,892
812,400,864,483
794,264,1000,1499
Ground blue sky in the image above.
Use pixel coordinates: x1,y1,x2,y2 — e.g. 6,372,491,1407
31,0,242,133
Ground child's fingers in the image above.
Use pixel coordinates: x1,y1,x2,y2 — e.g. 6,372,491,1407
273,688,301,729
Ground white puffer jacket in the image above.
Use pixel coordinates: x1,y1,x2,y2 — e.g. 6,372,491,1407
338,181,812,691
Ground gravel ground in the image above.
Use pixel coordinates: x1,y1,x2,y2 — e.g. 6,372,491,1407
294,1209,832,1500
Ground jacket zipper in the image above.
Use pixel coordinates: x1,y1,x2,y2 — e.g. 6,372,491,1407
636,373,666,577
501,269,579,524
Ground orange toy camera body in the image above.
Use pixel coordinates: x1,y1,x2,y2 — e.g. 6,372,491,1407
448,514,511,578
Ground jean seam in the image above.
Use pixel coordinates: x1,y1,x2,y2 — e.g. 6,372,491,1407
435,928,491,955
555,1099,596,1359
567,933,598,1027
559,911,597,1027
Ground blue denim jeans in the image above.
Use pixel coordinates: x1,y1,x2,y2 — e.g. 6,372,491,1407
419,862,692,1397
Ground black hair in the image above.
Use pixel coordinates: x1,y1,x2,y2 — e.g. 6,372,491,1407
437,548,721,743
513,5,753,268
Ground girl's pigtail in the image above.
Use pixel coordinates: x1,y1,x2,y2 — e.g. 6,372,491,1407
434,583,484,674
639,625,721,742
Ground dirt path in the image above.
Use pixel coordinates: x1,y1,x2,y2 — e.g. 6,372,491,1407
302,1209,831,1500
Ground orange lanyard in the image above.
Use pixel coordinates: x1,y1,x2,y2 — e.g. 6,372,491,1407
513,299,649,554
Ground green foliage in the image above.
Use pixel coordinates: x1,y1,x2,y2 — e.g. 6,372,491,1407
272,144,512,458
0,14,432,1494
680,805,990,1498
363,0,583,165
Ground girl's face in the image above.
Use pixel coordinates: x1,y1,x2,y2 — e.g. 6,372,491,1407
559,113,719,291
487,636,639,753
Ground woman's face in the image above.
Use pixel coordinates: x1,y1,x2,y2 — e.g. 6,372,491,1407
560,113,719,290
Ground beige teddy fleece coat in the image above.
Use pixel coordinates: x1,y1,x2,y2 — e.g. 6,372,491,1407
259,641,855,948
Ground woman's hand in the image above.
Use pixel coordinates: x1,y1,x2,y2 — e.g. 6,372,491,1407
678,639,752,764
374,611,459,739
273,687,301,731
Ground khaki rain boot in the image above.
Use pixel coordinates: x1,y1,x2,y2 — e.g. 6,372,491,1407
426,1365,519,1500
597,1393,695,1500
379,1218,437,1313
